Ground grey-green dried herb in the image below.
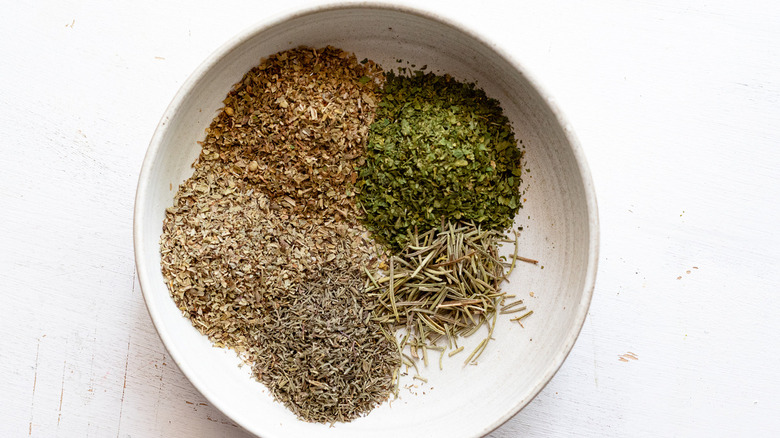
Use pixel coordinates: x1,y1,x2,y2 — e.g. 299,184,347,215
251,268,399,423
357,71,524,251
160,47,398,423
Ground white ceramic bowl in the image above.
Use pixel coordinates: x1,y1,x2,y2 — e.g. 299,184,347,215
134,4,598,437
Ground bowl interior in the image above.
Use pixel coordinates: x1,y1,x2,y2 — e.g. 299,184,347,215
135,5,597,438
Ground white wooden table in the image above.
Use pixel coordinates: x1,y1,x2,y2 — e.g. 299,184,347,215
2,0,779,436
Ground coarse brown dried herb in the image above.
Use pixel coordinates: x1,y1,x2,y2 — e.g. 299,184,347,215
160,47,397,423
204,46,385,218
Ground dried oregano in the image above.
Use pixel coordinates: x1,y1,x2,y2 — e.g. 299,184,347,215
160,47,398,423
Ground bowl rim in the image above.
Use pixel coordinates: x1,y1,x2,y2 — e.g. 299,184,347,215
133,2,599,436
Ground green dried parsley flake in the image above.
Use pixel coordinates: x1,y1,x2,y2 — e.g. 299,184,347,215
357,71,524,251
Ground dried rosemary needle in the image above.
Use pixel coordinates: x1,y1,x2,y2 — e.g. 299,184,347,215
367,221,531,367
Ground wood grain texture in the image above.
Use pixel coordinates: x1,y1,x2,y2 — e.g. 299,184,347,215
1,0,778,437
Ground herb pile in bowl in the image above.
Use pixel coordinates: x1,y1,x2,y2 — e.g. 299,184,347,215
160,46,533,424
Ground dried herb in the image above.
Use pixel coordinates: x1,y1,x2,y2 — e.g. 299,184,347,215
251,268,398,423
160,48,534,422
204,46,385,218
357,71,524,251
160,47,398,423
367,221,528,366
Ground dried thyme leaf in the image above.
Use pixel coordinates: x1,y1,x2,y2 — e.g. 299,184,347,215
251,269,399,423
